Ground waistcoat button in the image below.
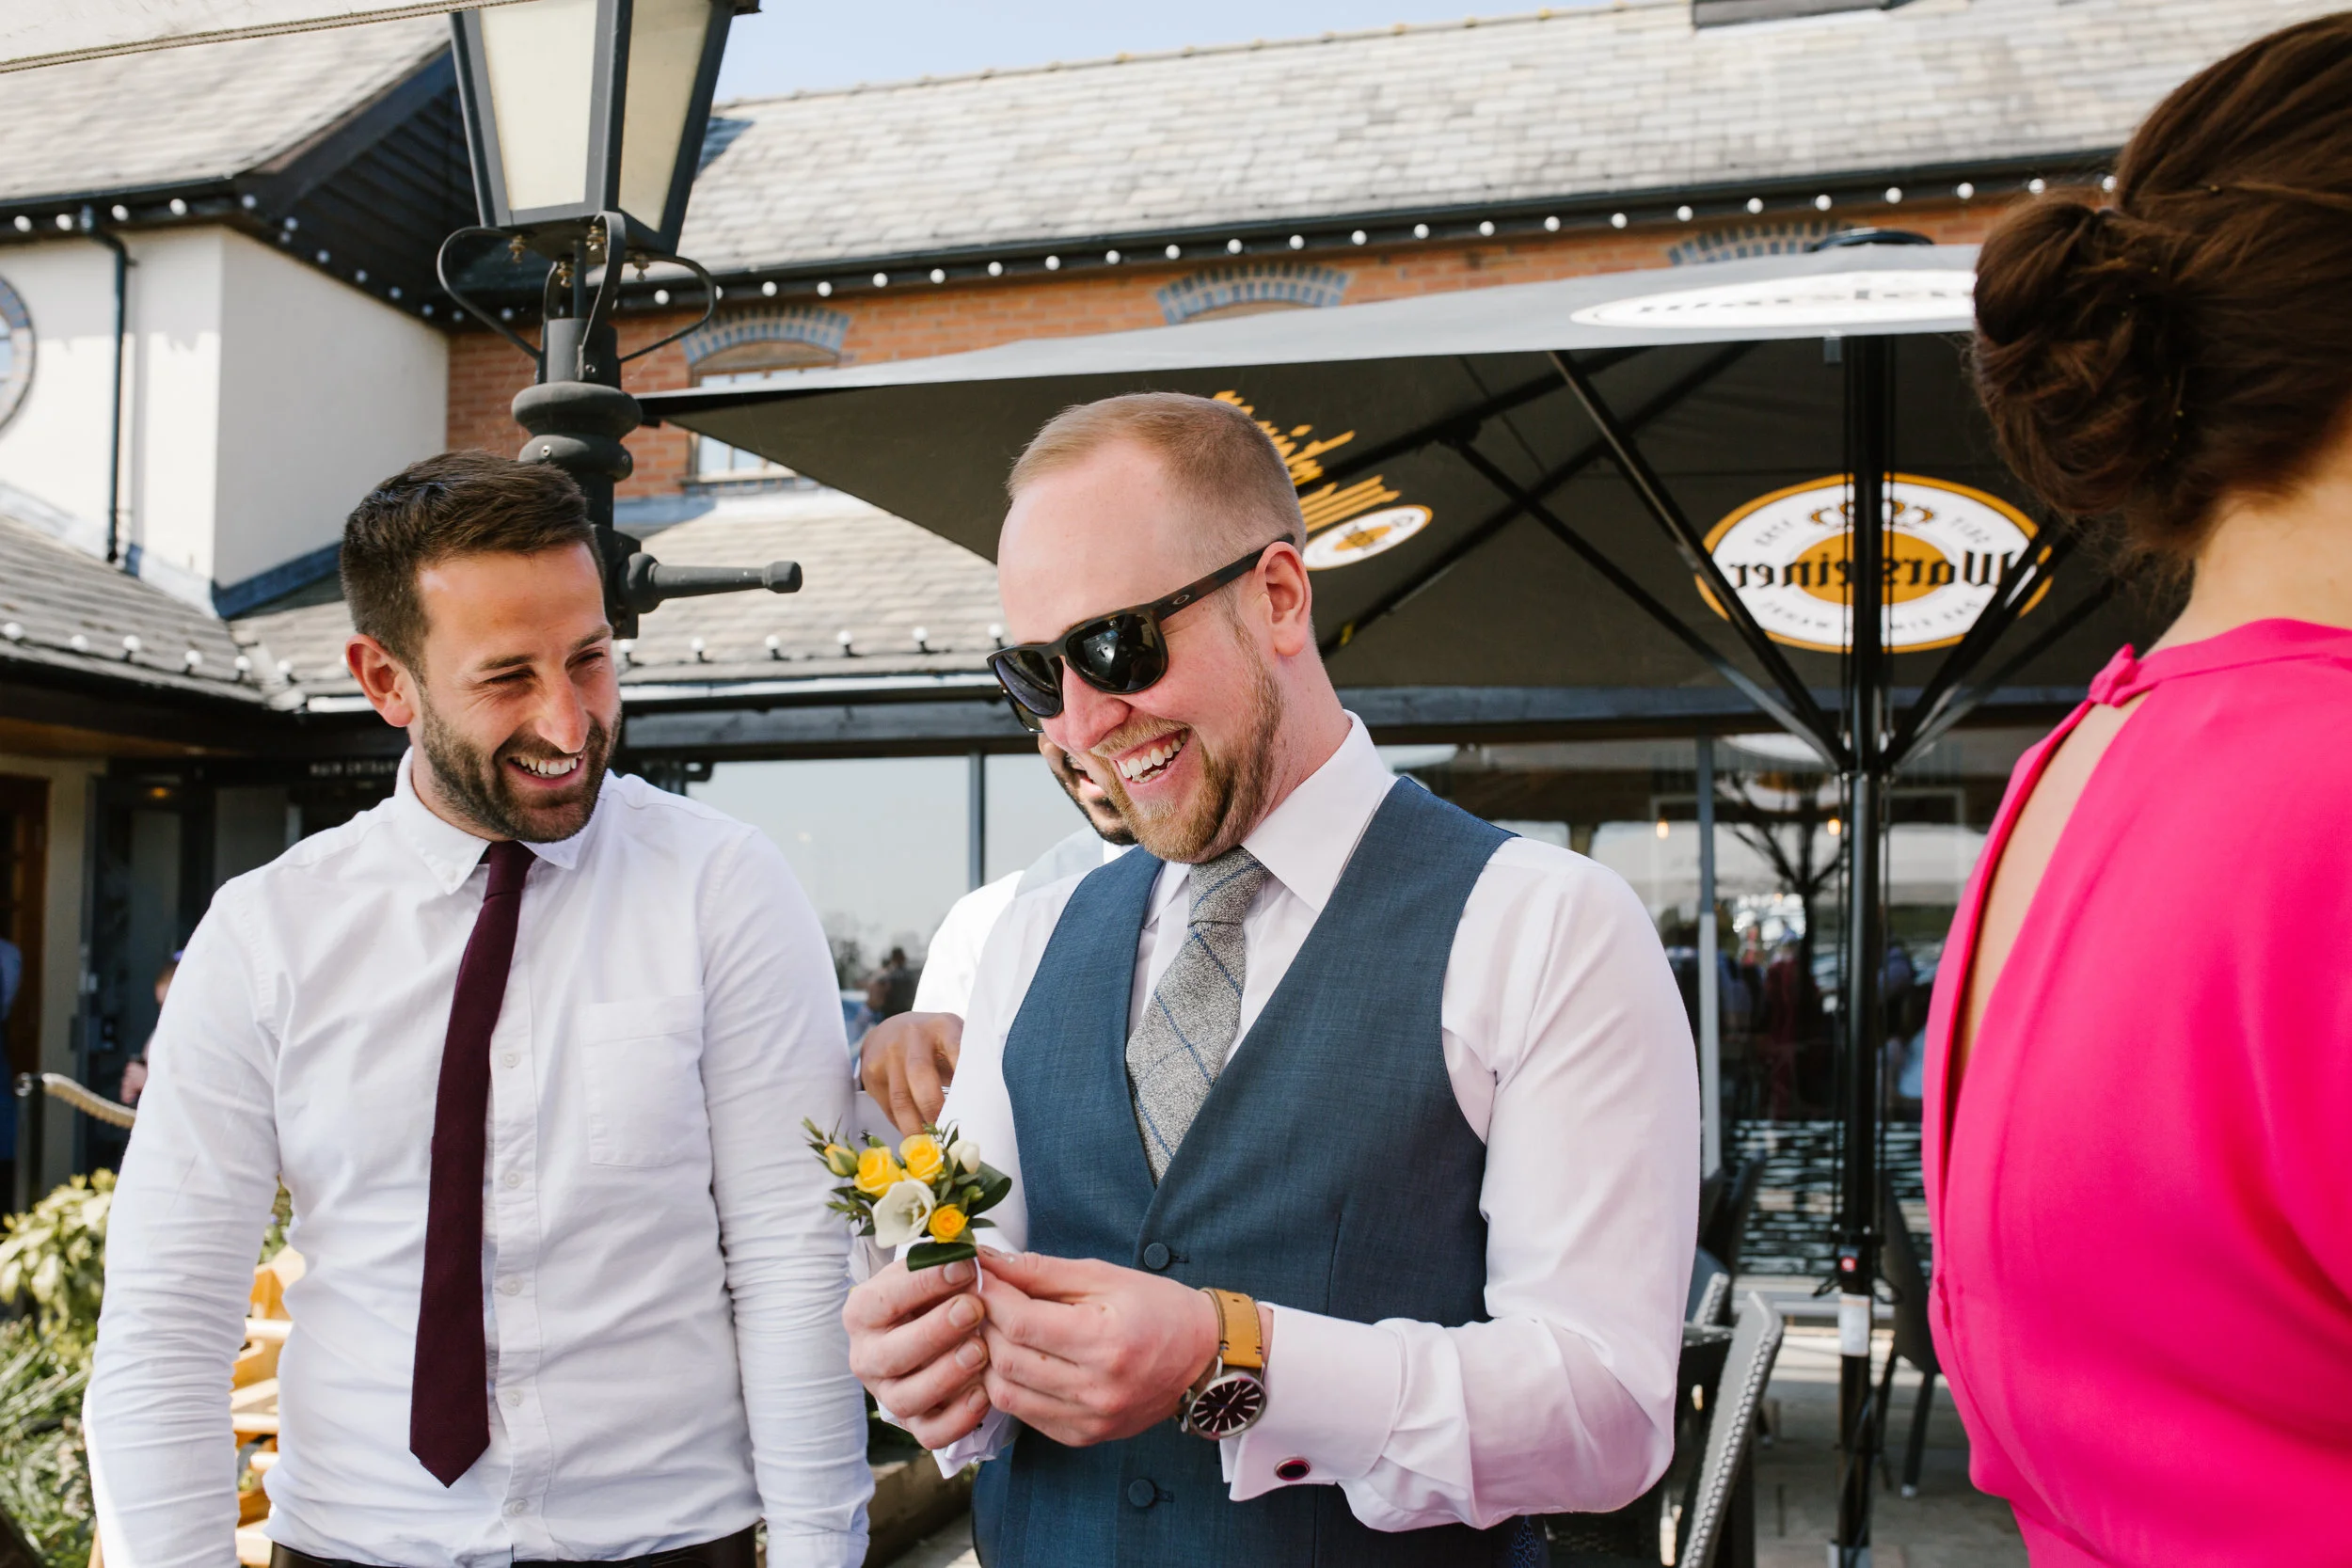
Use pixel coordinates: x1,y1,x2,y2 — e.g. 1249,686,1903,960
1141,1242,1171,1271
1125,1479,1157,1509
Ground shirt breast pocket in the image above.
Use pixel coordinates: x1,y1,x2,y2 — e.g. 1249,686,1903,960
580,994,707,1168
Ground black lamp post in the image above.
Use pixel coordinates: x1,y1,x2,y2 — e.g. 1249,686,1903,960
440,0,798,638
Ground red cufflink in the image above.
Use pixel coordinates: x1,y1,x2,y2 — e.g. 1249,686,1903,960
1275,1458,1311,1481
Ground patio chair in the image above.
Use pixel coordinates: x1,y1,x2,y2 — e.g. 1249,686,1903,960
1695,1167,1727,1256
1545,1323,1734,1566
1873,1185,1941,1497
1701,1156,1763,1278
1688,1246,1732,1326
1677,1291,1787,1568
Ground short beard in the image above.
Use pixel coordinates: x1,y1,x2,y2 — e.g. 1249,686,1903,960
1098,646,1283,864
417,694,616,843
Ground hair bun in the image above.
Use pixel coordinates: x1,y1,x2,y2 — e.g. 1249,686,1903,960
1973,193,2187,523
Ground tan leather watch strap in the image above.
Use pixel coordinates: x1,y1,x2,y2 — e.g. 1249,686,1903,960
1203,1288,1263,1371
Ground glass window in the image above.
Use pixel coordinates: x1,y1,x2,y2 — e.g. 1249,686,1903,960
691,755,969,984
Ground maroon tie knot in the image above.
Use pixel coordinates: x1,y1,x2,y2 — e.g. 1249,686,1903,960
484,837,534,897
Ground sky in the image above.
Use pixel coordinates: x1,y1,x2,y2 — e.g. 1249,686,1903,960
712,1,1594,101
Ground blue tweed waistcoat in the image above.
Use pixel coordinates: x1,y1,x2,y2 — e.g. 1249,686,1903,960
973,779,1534,1567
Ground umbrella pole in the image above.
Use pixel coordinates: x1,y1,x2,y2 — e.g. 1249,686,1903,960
1834,335,1893,1566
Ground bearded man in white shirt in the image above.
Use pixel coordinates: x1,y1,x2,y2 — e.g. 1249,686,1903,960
87,452,870,1568
843,392,1698,1566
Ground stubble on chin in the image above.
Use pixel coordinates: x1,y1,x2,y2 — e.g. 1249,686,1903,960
416,696,615,843
1099,657,1283,864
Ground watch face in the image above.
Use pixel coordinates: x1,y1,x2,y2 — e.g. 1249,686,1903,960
1187,1371,1266,1437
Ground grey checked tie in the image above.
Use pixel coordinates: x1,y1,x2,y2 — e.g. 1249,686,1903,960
1125,846,1268,1181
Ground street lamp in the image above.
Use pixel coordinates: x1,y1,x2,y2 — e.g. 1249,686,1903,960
440,0,797,639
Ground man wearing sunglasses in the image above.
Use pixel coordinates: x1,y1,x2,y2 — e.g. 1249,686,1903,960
844,392,1696,1567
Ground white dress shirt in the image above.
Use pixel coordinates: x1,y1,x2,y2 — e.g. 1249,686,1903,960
923,716,1698,1529
911,831,1127,1019
88,757,870,1568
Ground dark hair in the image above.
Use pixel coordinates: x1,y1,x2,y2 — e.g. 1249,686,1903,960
341,451,595,665
1972,13,2352,556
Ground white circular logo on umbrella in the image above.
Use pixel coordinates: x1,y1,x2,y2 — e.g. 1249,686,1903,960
1304,505,1431,570
1571,269,1975,331
1702,474,2040,653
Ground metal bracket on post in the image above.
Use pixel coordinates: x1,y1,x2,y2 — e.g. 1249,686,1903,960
437,214,803,641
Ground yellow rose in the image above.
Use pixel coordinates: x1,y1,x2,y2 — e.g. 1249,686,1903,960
821,1144,859,1179
928,1205,968,1243
900,1134,947,1184
855,1148,903,1196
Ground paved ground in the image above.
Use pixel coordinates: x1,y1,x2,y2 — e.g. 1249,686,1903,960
1753,1324,2025,1568
875,1313,2026,1568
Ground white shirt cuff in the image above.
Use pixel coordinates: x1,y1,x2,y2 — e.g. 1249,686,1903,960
930,1405,1011,1476
1224,1305,1403,1500
762,1528,866,1568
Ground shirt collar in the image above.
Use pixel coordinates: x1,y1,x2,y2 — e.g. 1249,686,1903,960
389,750,594,894
1148,712,1391,921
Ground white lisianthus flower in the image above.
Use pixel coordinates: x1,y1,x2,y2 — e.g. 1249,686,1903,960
872,1179,936,1249
950,1138,982,1176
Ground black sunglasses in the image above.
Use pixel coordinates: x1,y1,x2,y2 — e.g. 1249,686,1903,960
990,545,1273,721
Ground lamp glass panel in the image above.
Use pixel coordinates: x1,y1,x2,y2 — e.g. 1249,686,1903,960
480,0,600,213
618,0,717,228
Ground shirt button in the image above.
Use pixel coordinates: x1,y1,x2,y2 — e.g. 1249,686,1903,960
501,1052,520,1069
503,1170,524,1188
504,1388,523,1407
504,1500,527,1517
498,1277,522,1296
1276,1458,1312,1482
1141,1243,1171,1272
1124,1479,1157,1510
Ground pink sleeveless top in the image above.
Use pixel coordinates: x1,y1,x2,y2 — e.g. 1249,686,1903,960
1923,618,2352,1565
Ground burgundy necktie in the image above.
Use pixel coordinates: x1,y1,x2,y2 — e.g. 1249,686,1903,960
410,838,532,1487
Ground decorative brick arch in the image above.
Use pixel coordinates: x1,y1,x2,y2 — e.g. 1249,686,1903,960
1666,219,1856,266
1155,263,1349,325
680,304,852,372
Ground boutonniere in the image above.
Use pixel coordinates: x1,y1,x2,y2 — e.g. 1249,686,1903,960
803,1118,1011,1270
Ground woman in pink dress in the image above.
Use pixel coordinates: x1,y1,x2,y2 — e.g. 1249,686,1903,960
1925,16,2352,1564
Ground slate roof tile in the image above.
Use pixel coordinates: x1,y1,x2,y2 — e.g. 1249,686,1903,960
0,19,444,204
0,511,263,701
673,0,2324,275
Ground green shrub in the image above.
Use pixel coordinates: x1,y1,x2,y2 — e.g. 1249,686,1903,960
0,1320,93,1568
0,1171,112,1341
0,1174,112,1568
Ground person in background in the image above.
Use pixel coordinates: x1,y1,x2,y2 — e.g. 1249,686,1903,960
844,391,1695,1564
118,956,177,1109
0,934,20,1036
860,733,1136,1137
871,948,916,1020
1931,17,2352,1561
87,452,870,1568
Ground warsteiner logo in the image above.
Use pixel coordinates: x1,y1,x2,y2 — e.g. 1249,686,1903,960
1703,474,2042,653
1213,389,1430,567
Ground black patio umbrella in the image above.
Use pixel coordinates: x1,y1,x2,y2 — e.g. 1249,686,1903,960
644,241,2156,1559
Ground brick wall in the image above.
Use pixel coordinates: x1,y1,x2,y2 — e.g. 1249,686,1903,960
446,198,2010,500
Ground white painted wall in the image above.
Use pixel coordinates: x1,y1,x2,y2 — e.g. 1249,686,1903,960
126,229,226,595
0,225,447,606
0,239,122,555
214,230,445,587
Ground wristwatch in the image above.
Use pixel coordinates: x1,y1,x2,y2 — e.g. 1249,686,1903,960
1177,1288,1267,1439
